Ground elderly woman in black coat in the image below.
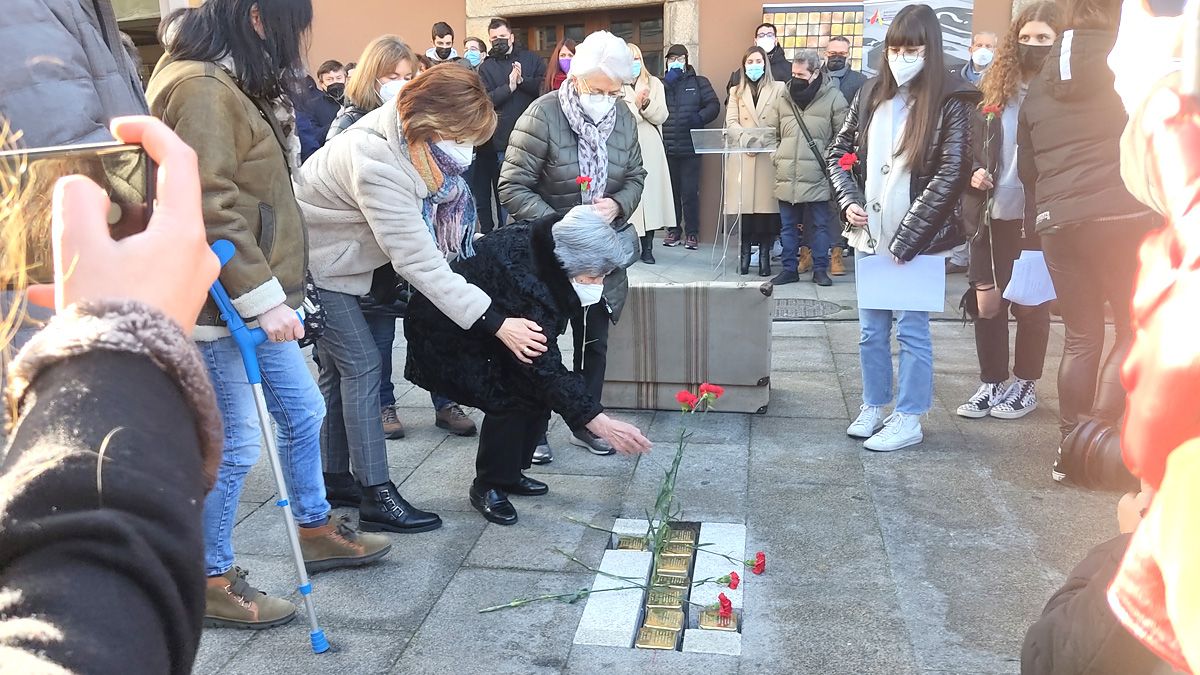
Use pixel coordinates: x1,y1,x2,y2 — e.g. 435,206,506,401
404,207,652,525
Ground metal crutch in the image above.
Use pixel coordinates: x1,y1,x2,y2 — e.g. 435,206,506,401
209,239,331,654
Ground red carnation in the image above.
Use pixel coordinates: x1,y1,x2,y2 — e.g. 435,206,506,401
837,152,858,171
675,390,700,410
728,571,740,589
717,592,733,619
698,383,725,399
576,175,592,191
981,104,1002,117
752,551,766,575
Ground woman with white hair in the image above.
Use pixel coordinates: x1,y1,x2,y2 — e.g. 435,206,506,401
404,207,653,525
499,30,646,462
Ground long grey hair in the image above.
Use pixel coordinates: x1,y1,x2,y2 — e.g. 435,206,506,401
551,206,631,277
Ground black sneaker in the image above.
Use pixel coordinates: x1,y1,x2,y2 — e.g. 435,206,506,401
812,270,833,287
770,270,800,285
956,382,1007,419
990,379,1038,419
1052,446,1068,483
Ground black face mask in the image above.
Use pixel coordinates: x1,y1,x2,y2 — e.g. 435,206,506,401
435,47,452,60
1017,43,1052,74
789,76,819,106
489,39,509,58
825,55,848,72
325,82,345,101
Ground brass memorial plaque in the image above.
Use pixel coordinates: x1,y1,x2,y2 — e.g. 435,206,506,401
666,528,697,545
616,536,647,551
634,626,679,650
652,572,689,589
655,554,690,576
646,586,684,609
699,609,739,632
662,541,695,557
644,607,685,632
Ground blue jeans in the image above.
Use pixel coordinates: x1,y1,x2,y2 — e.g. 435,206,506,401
779,200,835,273
856,255,934,415
198,337,329,577
365,311,453,411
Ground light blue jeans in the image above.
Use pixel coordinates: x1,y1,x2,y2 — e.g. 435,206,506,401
856,254,934,415
198,337,329,577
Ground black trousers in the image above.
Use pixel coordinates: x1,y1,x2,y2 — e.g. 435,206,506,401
1041,216,1158,438
969,219,1051,385
476,409,550,490
667,154,701,237
570,302,611,404
469,150,500,234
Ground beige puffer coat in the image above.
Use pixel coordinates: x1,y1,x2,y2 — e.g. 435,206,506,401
764,75,849,205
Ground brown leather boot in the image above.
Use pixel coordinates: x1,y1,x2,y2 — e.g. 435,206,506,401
299,514,392,573
798,246,813,273
380,405,405,440
204,567,296,629
830,247,847,276
435,403,477,436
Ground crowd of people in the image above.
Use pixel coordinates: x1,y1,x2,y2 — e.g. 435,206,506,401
1,0,1199,672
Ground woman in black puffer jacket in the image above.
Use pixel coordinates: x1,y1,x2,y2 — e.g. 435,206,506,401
826,3,977,453
1016,0,1161,466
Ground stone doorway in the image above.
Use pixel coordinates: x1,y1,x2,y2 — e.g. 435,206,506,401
509,6,666,75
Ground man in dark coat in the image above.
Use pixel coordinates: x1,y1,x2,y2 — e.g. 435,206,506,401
476,17,547,232
724,22,792,95
404,209,651,526
660,44,719,250
823,36,867,107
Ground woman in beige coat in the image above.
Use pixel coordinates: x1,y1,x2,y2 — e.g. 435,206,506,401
725,46,786,276
623,43,674,265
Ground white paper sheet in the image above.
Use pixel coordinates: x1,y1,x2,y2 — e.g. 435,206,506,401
1003,251,1057,306
855,254,946,312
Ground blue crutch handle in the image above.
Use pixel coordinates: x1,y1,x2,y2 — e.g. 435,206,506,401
208,240,270,384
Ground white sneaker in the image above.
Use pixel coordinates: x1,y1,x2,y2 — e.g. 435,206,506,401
863,413,924,452
847,404,886,439
956,381,1008,419
990,379,1038,419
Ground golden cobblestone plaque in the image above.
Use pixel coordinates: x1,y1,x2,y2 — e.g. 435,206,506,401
646,586,684,609
616,536,647,551
634,626,679,650
699,609,739,632
666,527,698,545
643,607,685,632
654,554,690,576
651,572,689,589
662,541,695,557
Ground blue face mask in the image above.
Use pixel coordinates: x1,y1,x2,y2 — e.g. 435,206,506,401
631,61,643,78
465,50,482,67
668,60,685,72
745,64,765,82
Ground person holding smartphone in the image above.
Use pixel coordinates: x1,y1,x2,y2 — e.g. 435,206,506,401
147,0,392,631
827,4,978,452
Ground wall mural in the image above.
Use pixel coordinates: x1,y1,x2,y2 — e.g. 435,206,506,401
862,0,973,75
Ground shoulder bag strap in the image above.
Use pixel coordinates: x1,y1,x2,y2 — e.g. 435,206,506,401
787,100,833,187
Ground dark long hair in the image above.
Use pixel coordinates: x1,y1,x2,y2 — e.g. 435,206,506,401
1064,0,1121,30
543,38,577,93
160,0,313,100
867,4,946,170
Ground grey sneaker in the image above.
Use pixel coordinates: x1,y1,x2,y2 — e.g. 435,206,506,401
532,443,553,465
569,429,615,455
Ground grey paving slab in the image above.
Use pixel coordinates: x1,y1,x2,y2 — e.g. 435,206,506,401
566,645,740,673
645,409,750,445
194,630,255,675
763,369,850,420
621,442,748,524
221,626,410,675
770,336,838,373
393,436,480,514
465,474,627,572
392,568,590,674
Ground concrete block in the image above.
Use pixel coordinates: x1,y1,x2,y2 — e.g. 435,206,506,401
609,518,652,549
682,628,742,656
572,550,653,647
690,522,746,611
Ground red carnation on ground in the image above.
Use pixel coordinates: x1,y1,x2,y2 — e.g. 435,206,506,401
698,383,725,399
717,592,733,619
751,551,766,575
728,571,740,589
675,390,700,410
837,152,858,171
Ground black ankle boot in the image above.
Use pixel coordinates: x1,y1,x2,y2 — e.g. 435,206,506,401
359,481,442,533
758,240,772,277
739,239,752,275
640,233,656,264
324,472,361,508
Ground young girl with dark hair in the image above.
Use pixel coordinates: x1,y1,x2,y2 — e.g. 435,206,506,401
827,3,979,452
956,1,1061,421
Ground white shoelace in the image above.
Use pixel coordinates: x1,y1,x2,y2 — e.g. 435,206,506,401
874,413,914,440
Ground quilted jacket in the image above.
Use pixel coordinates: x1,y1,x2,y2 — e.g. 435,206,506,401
764,74,849,205
826,74,978,261
498,92,646,321
404,217,603,430
661,67,721,157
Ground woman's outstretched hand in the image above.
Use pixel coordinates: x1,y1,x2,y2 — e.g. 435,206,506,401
586,413,652,455
29,116,219,333
496,317,548,364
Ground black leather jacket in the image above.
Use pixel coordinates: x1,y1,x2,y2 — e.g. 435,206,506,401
826,74,979,261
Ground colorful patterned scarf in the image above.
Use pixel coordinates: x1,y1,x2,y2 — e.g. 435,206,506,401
557,83,617,203
404,137,477,258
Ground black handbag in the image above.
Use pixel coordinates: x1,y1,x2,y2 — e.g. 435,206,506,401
298,270,326,348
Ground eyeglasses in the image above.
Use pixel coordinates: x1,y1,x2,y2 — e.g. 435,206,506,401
756,32,776,39
887,47,926,63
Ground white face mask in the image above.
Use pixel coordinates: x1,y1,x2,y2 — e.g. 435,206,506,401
755,36,777,53
888,54,925,87
971,47,994,69
572,281,604,307
434,139,475,168
580,93,617,122
379,78,408,102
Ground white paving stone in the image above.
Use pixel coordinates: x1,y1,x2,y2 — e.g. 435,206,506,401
608,518,652,549
690,522,747,610
682,628,743,656
572,550,653,647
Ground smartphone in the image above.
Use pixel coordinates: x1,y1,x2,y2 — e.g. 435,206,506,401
0,141,155,286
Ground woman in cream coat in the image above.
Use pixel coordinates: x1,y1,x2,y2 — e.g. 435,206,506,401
725,46,786,276
623,43,674,265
